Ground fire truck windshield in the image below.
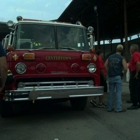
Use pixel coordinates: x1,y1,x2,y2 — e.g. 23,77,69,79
14,24,89,51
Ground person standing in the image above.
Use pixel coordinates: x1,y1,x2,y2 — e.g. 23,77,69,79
127,44,140,110
105,44,127,112
0,43,7,92
90,49,107,108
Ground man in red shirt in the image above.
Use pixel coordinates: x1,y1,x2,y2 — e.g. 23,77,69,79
127,44,140,110
90,49,107,108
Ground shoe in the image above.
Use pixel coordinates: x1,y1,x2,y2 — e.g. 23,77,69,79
126,100,132,103
90,100,98,107
115,109,126,113
107,109,114,112
127,105,138,110
98,103,106,108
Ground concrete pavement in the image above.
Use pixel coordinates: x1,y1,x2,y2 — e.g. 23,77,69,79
1,81,140,140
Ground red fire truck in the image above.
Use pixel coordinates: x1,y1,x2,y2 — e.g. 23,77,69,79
0,17,103,117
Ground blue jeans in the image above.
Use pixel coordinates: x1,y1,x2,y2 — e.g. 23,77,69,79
107,75,123,111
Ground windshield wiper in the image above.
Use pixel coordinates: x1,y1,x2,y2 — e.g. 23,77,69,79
35,47,80,51
59,47,78,50
36,47,54,50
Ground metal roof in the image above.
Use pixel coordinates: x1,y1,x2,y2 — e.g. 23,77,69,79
58,0,140,40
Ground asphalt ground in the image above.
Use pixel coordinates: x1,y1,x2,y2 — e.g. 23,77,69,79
0,82,140,140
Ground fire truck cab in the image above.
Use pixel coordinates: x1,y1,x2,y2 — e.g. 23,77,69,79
0,17,103,117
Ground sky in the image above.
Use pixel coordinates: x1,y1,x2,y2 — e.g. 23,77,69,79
0,0,138,43
0,0,72,22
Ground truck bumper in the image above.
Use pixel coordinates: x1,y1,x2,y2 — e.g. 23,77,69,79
4,81,104,101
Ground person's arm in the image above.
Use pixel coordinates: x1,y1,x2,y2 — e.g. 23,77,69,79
132,53,140,79
100,69,106,80
0,56,8,92
98,57,106,79
104,59,108,72
122,59,127,76
128,63,130,70
134,61,140,79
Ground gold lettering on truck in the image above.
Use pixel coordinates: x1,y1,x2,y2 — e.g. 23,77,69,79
46,56,71,60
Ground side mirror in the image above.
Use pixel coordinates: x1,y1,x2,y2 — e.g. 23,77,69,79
7,20,14,27
87,26,94,50
2,38,5,46
2,34,15,51
2,36,9,49
88,26,94,34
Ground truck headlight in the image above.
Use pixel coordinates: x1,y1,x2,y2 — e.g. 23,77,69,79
87,63,96,73
15,63,26,74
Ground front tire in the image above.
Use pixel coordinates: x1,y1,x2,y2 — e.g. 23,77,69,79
0,100,13,117
70,97,87,110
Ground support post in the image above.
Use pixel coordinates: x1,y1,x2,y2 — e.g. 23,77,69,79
120,38,123,44
103,39,105,60
109,40,112,53
94,6,100,49
96,15,100,49
124,0,129,62
119,0,124,46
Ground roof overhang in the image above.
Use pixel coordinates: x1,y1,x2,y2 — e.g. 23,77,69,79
58,0,140,40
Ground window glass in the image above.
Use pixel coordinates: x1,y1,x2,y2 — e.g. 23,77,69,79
57,26,89,51
15,24,55,49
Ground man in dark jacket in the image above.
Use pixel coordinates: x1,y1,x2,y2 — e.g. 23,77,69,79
0,43,7,92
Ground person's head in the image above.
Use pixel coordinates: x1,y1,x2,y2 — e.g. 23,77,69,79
96,49,103,58
130,44,139,54
116,44,123,53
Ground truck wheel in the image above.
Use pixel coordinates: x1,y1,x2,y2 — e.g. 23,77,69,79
0,100,13,117
70,97,87,110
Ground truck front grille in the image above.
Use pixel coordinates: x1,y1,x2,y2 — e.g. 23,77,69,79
17,80,94,90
